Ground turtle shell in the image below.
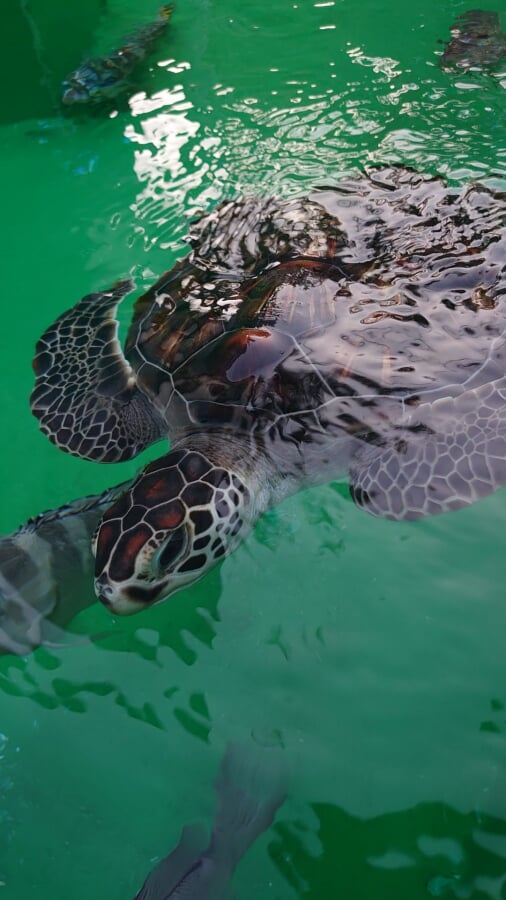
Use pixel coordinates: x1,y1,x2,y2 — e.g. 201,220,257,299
126,167,506,452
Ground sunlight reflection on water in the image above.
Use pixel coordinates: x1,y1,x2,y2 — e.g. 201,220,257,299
125,83,229,252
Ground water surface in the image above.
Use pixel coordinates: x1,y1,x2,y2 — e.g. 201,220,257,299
1,0,506,897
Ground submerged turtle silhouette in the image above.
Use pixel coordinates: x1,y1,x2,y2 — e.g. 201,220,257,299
440,9,506,71
31,166,506,615
62,4,174,107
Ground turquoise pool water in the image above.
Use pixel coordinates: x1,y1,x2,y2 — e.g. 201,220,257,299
1,0,506,896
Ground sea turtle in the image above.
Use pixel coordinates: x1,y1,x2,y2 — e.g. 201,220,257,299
30,165,506,616
440,9,506,71
62,4,174,107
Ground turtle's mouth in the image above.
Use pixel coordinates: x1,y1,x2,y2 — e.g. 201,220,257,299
94,576,171,615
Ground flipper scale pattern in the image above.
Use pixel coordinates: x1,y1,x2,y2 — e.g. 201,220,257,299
30,281,163,462
350,374,506,520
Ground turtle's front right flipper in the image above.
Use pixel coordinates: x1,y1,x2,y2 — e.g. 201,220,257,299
350,376,506,521
31,281,164,462
0,482,130,656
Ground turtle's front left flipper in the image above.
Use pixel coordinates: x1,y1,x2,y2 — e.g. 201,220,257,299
350,377,506,521
31,281,164,462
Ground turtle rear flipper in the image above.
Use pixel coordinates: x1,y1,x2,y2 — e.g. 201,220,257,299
350,376,506,520
31,281,164,462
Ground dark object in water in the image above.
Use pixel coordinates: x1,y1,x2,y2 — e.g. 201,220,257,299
62,5,174,107
440,9,506,70
29,167,506,617
0,483,130,655
134,741,287,899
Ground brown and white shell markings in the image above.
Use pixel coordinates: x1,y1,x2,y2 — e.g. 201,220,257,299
31,166,506,614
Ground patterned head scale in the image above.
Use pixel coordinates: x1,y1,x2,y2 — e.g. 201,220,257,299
93,448,252,613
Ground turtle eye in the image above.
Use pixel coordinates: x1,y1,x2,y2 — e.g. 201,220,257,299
153,528,187,574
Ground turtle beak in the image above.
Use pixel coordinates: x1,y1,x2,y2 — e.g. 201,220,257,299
94,577,117,609
93,576,141,615
94,574,170,616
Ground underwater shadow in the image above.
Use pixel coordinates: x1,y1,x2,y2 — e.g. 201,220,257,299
269,799,506,899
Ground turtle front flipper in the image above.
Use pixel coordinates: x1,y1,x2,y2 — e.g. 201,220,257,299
350,376,506,521
31,281,164,462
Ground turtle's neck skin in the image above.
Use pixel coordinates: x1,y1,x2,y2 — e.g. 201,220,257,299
171,429,301,514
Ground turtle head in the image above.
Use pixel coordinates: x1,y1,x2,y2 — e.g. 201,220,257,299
62,63,122,106
92,448,254,614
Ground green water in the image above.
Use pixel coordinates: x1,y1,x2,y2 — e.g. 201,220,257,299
1,0,506,897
